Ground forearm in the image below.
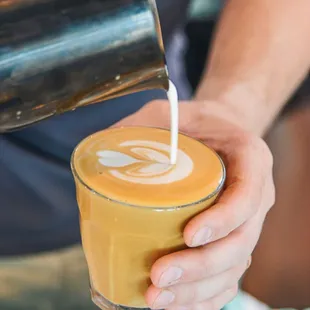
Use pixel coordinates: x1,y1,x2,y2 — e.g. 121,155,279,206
195,0,310,136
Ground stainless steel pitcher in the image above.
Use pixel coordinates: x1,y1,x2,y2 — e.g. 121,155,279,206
0,0,169,132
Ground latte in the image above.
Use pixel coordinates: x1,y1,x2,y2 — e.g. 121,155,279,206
72,127,225,308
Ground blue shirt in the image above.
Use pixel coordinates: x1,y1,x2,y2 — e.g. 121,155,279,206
0,0,190,256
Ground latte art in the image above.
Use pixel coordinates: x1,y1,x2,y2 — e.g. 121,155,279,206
73,127,224,207
97,140,193,185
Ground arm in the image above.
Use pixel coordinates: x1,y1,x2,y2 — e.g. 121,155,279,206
196,0,310,136
115,2,310,308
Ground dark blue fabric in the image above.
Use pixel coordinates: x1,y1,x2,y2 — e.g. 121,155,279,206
0,0,190,256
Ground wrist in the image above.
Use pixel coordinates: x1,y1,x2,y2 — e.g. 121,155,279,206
194,78,276,137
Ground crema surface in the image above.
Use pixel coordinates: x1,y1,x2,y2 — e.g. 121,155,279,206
73,127,224,207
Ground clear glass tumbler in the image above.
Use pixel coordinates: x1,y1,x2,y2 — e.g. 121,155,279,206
71,127,226,310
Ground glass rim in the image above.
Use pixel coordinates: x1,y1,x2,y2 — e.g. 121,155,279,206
71,126,226,211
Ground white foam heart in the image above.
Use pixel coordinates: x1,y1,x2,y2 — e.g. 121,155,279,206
96,140,193,185
96,150,141,168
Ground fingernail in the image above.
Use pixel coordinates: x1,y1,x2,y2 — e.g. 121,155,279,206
191,227,212,247
153,290,175,309
158,267,183,287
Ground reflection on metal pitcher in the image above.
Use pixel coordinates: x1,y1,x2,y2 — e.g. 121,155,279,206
0,0,168,132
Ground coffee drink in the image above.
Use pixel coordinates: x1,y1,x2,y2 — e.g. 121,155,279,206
72,127,225,309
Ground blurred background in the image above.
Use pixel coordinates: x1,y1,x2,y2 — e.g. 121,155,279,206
1,0,310,309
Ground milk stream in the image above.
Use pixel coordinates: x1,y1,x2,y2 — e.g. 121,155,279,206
167,80,179,165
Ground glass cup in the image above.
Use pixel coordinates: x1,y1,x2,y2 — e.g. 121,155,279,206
71,127,226,310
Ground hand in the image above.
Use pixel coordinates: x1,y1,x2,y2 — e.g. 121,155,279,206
113,100,275,310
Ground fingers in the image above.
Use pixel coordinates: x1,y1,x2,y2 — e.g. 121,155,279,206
150,218,259,288
146,264,245,309
184,137,274,247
